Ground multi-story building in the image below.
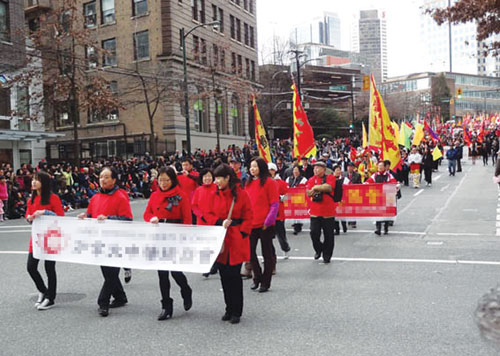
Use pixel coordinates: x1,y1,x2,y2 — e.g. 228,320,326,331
0,0,59,169
290,12,341,49
38,0,258,161
358,9,387,83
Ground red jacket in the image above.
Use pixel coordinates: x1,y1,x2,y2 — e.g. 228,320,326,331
26,194,65,253
306,174,336,217
365,171,398,184
274,178,288,221
191,183,217,225
244,177,279,228
204,187,253,265
178,171,199,201
143,185,192,224
86,187,133,220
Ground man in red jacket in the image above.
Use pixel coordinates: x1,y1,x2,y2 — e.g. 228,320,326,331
177,158,199,223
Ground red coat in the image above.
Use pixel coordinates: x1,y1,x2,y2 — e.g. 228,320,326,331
191,183,217,225
244,178,279,228
178,171,199,201
306,174,336,217
204,187,253,265
86,188,133,220
143,185,192,224
26,194,65,253
274,178,288,221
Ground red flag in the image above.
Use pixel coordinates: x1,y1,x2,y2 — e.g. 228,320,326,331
292,83,316,159
463,124,472,146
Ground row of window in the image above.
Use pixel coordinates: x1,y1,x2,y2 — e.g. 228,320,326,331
0,0,9,42
190,95,245,136
83,0,148,28
230,0,254,14
86,30,149,68
230,15,255,48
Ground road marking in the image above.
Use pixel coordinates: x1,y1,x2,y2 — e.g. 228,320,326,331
413,190,424,197
0,229,31,233
0,251,27,254
434,174,442,181
0,225,29,229
435,232,481,236
397,196,419,216
440,184,450,192
426,241,444,245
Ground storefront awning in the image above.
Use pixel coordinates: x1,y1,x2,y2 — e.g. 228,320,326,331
0,130,65,141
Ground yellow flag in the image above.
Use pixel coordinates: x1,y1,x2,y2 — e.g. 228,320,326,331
252,96,272,163
391,122,400,145
412,122,424,146
362,122,368,148
432,147,443,161
369,75,401,170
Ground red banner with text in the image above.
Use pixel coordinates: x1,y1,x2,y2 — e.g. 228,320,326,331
284,184,397,220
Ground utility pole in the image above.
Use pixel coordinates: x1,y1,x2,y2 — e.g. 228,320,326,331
289,49,303,101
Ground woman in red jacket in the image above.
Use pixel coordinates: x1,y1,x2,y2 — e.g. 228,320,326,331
143,167,193,321
78,166,133,317
26,171,65,310
203,164,252,324
192,168,218,278
244,157,279,293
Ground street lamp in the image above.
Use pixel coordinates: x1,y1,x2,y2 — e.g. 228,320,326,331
181,20,220,156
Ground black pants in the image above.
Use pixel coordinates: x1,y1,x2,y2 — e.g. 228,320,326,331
292,222,303,233
310,217,335,261
334,220,347,233
401,170,409,186
483,155,489,165
424,167,432,184
457,159,462,172
249,227,276,288
376,221,390,233
98,266,127,308
275,220,290,252
27,253,56,302
217,263,243,317
158,270,191,309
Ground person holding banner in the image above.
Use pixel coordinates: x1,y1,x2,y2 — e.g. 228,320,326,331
365,162,399,235
78,167,133,317
332,165,349,234
244,157,279,293
286,166,308,235
203,163,253,324
306,161,336,264
143,167,193,321
25,171,65,310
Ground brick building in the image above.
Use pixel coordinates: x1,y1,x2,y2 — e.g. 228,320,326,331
38,0,258,160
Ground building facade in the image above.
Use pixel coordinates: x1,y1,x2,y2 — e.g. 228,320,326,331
290,12,341,49
358,9,387,83
39,0,258,161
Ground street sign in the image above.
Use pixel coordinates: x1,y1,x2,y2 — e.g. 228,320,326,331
329,85,347,91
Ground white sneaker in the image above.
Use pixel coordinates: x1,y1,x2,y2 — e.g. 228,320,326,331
284,251,289,260
37,298,54,310
34,292,45,308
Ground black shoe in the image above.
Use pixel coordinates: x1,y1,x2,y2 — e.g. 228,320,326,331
384,231,389,235
124,269,132,284
323,259,331,264
314,252,321,260
334,229,340,235
230,316,240,324
109,299,127,308
98,307,109,317
374,230,381,236
202,273,210,278
258,286,269,293
250,283,260,290
221,312,231,321
183,290,193,311
158,309,172,321
343,229,347,233
293,231,298,235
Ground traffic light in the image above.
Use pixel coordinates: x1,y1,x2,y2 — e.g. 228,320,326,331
456,88,463,99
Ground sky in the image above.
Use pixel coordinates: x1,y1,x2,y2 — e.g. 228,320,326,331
256,0,428,77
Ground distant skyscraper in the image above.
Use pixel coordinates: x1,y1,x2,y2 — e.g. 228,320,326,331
359,9,388,83
290,12,341,49
350,14,360,53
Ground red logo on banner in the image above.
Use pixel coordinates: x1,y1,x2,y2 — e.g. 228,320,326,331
43,226,63,254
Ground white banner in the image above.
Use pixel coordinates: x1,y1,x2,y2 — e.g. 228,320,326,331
32,216,226,273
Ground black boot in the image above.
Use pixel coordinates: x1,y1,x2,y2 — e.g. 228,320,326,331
158,298,173,320
375,222,381,236
384,222,389,235
181,287,193,311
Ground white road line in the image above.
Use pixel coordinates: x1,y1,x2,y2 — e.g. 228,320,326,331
396,196,419,216
0,225,29,229
434,174,442,181
440,184,450,192
285,228,427,235
0,229,31,233
436,232,481,236
413,190,424,197
0,251,27,254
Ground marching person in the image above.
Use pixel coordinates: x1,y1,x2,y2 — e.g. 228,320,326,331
422,146,434,187
286,165,308,235
143,167,193,320
78,167,132,317
365,161,399,235
306,161,336,263
192,168,218,278
203,164,253,324
26,171,65,310
268,162,291,259
332,165,349,234
178,158,199,223
343,162,361,229
78,167,133,317
408,147,422,189
244,157,279,293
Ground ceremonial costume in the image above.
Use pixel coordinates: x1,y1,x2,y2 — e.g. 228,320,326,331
408,152,423,188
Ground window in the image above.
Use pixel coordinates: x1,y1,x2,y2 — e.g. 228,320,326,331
0,0,9,42
193,35,200,62
220,49,225,71
16,86,30,119
243,0,248,11
212,5,224,33
193,98,209,133
237,55,242,74
61,10,71,32
133,0,148,16
231,95,242,136
86,45,98,69
230,15,235,39
250,60,255,81
245,58,250,79
101,0,115,24
231,52,236,73
102,38,117,66
134,30,149,60
250,26,255,48
249,0,253,14
236,18,241,42
244,23,249,46
212,44,218,67
0,87,10,116
192,0,205,22
200,38,207,65
84,2,96,28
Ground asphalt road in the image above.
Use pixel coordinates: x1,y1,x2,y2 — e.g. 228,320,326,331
1,160,500,356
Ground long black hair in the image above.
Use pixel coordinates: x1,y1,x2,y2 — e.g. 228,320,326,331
213,163,239,198
31,170,52,205
246,156,269,187
158,167,179,190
